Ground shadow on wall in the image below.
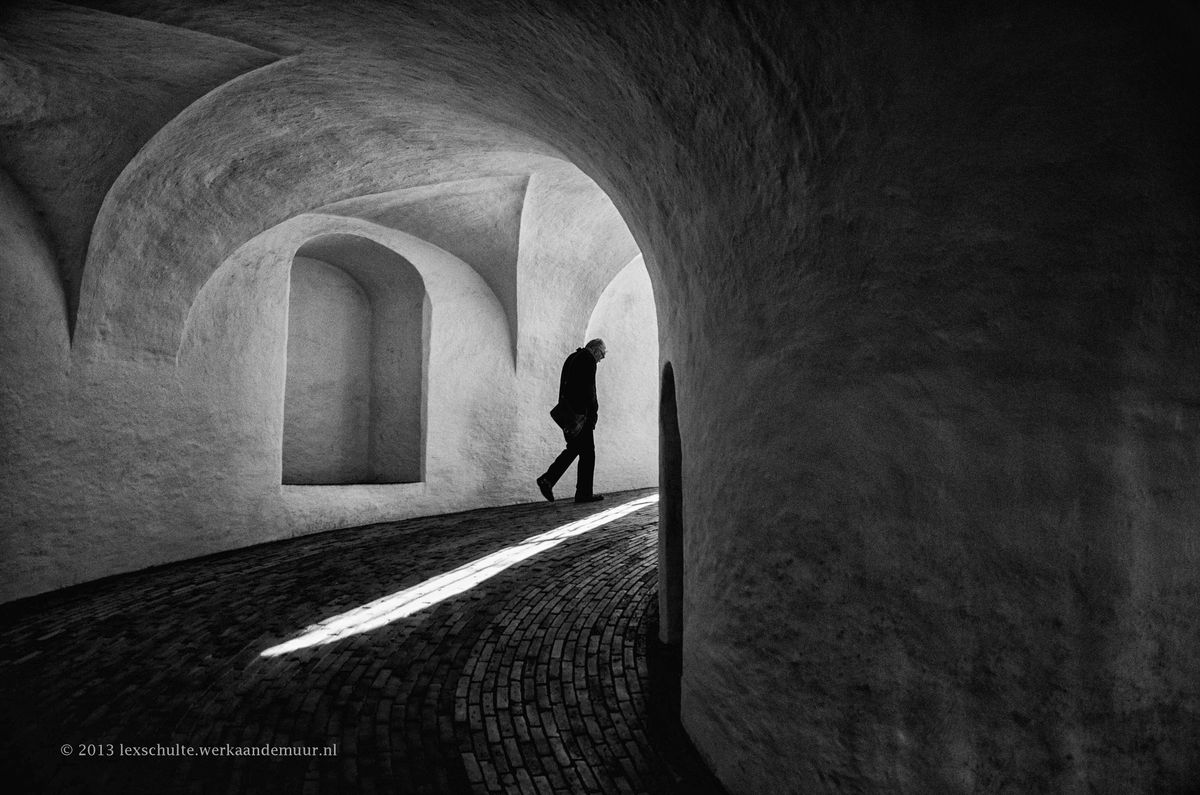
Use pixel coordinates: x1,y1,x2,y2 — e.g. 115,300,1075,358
658,360,683,648
586,255,659,493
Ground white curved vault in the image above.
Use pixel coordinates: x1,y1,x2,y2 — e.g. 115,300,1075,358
0,0,649,593
3,1,1199,792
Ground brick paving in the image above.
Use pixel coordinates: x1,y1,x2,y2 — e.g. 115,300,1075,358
0,489,723,794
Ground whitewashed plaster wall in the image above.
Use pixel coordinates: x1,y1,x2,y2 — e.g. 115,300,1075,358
287,236,429,484
511,167,645,492
3,1,1199,792
586,256,659,492
283,256,373,485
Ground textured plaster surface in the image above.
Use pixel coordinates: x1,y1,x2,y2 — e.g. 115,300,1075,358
322,176,528,358
2,1,1199,791
587,256,659,493
292,236,427,483
0,0,279,322
282,257,373,484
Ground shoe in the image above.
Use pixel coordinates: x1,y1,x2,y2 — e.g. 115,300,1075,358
574,493,604,503
536,476,555,502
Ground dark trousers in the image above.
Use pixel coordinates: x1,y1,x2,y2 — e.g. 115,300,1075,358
542,425,595,497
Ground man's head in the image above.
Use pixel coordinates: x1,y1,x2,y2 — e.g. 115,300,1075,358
585,338,607,363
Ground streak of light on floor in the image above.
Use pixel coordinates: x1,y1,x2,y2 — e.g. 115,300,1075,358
261,493,660,657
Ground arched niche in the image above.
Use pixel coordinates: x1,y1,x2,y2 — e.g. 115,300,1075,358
283,234,426,485
178,213,511,500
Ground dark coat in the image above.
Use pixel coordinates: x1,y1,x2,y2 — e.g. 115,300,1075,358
558,348,598,423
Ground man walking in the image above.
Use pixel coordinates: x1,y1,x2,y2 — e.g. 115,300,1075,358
537,338,607,503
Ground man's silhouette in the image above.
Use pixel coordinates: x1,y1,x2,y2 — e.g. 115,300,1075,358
538,338,607,503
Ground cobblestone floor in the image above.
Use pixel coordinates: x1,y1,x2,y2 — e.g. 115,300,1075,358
0,489,723,794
